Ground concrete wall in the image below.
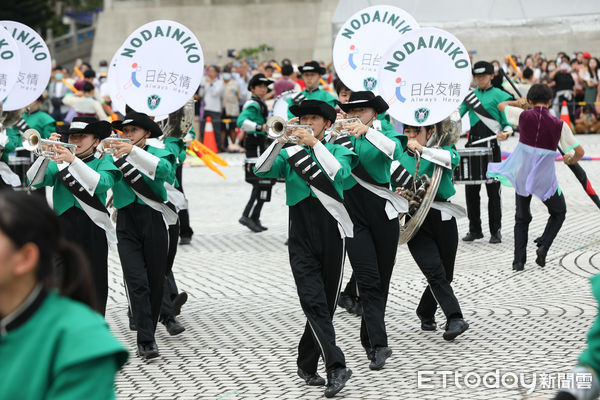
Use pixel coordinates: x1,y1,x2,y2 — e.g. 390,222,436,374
92,0,331,66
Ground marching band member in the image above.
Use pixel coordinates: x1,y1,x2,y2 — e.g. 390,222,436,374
255,100,355,398
334,91,407,370
286,61,337,118
26,117,121,316
459,61,513,244
491,84,585,271
393,124,469,341
237,73,274,233
108,112,176,359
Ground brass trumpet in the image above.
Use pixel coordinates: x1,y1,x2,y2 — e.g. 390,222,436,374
266,116,313,144
326,117,361,140
23,129,77,158
100,137,132,155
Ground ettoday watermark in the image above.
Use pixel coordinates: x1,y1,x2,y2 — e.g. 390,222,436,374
417,369,593,394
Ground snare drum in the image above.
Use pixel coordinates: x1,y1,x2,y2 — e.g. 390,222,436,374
453,148,496,184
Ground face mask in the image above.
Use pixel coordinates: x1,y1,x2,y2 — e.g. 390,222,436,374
493,66,499,73
223,73,232,80
548,66,556,72
55,73,63,80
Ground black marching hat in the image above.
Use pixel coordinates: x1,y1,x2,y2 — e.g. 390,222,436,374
112,112,163,138
62,116,112,140
299,60,326,75
339,91,389,114
247,73,274,90
472,61,494,75
289,100,336,124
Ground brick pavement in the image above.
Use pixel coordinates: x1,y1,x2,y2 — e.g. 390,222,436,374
107,135,600,400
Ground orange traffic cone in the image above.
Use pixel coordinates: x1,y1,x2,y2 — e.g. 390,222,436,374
203,116,218,153
560,100,573,131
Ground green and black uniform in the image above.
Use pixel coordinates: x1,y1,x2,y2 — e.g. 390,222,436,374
28,155,121,316
459,87,513,237
333,123,406,354
237,95,274,224
393,144,465,323
255,138,356,374
110,145,175,346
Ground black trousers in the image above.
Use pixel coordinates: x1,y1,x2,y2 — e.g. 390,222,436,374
514,191,566,264
465,181,502,235
117,203,168,344
408,208,463,321
60,207,109,315
160,221,180,320
175,164,193,239
345,184,399,349
289,197,346,373
243,134,268,220
466,122,502,235
341,274,358,298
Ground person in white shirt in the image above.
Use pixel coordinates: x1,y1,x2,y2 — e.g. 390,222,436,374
62,82,108,122
198,65,225,151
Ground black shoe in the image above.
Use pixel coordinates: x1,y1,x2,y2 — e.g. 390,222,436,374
137,341,159,359
369,346,392,370
443,318,469,341
533,236,543,247
338,293,353,310
163,318,185,336
324,368,352,398
179,236,191,245
347,300,363,316
239,216,262,232
417,313,437,331
364,347,374,361
536,245,548,267
252,219,268,231
297,368,326,386
462,232,483,241
172,292,188,316
489,232,502,244
512,262,525,271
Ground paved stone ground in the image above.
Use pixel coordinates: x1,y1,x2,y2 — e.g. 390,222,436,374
107,135,600,400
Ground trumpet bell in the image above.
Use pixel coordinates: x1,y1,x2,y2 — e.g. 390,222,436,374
266,116,286,138
22,129,41,152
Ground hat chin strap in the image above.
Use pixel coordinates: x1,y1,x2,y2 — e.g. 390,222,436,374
76,142,96,158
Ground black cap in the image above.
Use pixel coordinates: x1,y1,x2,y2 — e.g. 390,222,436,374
289,100,336,124
472,61,494,75
338,91,389,114
112,112,163,138
299,60,326,75
62,116,112,140
247,73,274,90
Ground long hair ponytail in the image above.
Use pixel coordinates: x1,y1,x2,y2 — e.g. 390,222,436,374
0,191,97,311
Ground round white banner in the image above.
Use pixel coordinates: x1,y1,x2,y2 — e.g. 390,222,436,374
1,21,51,111
111,20,203,116
0,28,21,103
333,5,419,93
377,27,472,126
107,53,127,115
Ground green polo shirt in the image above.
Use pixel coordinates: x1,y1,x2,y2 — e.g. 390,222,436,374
459,87,513,129
395,145,460,200
286,88,338,119
109,145,175,209
578,274,600,376
0,291,128,400
255,142,357,206
237,99,266,135
31,156,121,216
343,128,407,191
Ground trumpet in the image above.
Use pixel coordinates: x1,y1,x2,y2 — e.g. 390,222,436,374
326,117,361,140
266,116,313,144
100,137,132,154
23,129,77,158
